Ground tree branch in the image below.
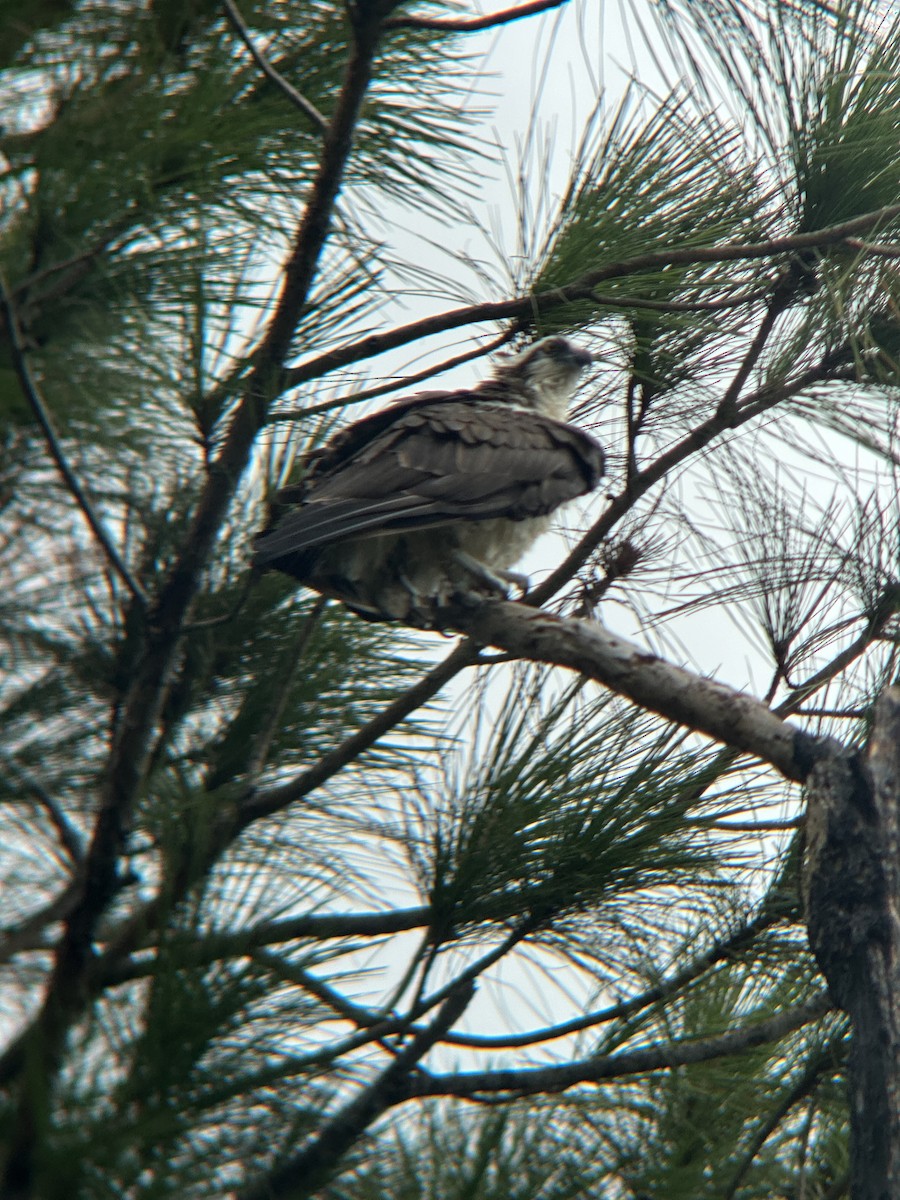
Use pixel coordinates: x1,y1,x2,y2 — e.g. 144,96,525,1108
0,14,392,1189
441,905,787,1049
278,203,900,392
0,274,146,605
100,905,432,985
79,640,476,1000
405,993,830,1100
222,0,328,132
238,638,479,823
236,981,475,1200
268,334,509,424
385,0,571,33
443,600,823,781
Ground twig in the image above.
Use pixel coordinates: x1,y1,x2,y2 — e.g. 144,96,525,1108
236,981,475,1200
239,638,479,822
0,275,146,605
438,906,787,1050
243,596,325,784
385,0,571,33
844,236,900,260
222,0,328,132
268,333,510,424
405,992,831,1100
1,758,84,866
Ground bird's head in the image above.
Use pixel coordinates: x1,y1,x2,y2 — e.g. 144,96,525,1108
497,336,593,418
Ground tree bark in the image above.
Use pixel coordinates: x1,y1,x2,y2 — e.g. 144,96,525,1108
804,687,900,1200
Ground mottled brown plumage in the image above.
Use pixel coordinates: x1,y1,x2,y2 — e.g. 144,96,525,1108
254,337,604,625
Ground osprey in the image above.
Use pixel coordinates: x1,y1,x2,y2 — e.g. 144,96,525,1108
254,336,604,626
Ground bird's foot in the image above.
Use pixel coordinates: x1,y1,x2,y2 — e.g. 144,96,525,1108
450,551,529,598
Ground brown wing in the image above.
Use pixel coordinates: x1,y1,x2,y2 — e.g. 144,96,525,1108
253,399,604,566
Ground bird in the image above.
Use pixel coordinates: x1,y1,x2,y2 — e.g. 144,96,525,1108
253,336,605,626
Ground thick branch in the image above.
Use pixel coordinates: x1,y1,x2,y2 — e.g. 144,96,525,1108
0,13,389,1190
444,601,822,781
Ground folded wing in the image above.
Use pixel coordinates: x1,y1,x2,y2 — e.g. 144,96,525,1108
254,399,605,567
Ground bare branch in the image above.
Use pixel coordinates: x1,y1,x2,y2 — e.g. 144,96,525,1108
237,982,476,1200
405,993,831,1099
268,334,509,424
442,906,786,1050
222,0,328,132
0,274,146,605
280,203,900,392
385,0,571,34
101,906,432,985
442,600,821,781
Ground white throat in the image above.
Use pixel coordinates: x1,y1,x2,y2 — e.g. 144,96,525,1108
524,368,581,420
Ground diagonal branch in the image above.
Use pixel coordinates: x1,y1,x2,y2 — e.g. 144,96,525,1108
0,11,393,1191
0,274,146,605
236,981,475,1200
385,0,571,33
222,0,328,132
405,992,831,1100
278,203,900,393
442,600,824,782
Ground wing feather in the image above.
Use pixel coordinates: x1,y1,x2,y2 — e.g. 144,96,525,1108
254,399,604,566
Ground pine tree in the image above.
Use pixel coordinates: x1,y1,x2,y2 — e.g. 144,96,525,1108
2,2,900,1197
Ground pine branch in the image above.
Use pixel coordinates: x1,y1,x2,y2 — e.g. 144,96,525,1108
442,600,821,781
268,334,509,423
405,992,831,1100
441,905,787,1050
722,1040,842,1200
0,13,394,1191
100,905,432,985
278,203,900,393
384,0,571,33
236,981,475,1200
222,0,328,132
57,642,475,1009
532,352,863,607
238,639,479,822
0,274,146,605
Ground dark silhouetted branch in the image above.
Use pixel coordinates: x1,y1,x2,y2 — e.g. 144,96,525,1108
385,0,570,33
222,0,328,132
237,981,475,1200
405,993,830,1099
0,274,146,605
